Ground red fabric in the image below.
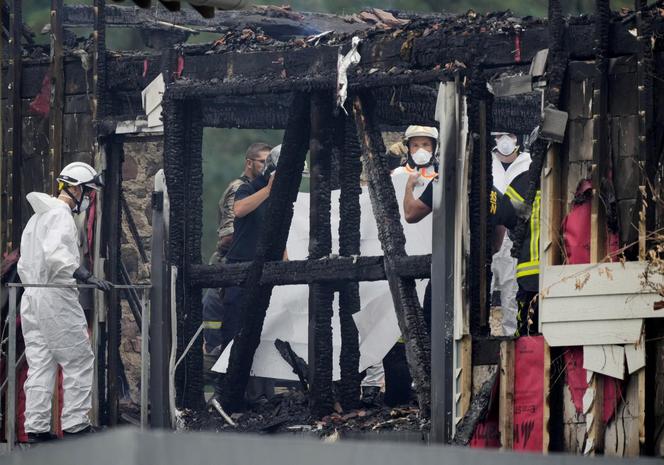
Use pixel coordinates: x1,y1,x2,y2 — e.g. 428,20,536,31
564,347,623,423
1,249,20,278
470,373,501,448
176,54,185,78
564,347,586,414
513,336,544,451
143,59,149,78
16,362,28,443
514,34,522,63
29,73,51,117
562,179,619,264
86,191,97,262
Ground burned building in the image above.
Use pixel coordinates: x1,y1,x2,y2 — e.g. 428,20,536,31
1,0,664,458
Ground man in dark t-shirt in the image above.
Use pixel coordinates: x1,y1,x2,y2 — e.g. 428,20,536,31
225,175,271,262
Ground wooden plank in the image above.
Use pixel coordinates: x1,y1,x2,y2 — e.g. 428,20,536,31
542,341,551,454
540,293,661,323
454,335,472,429
499,340,515,450
583,345,625,380
542,319,643,347
541,262,661,298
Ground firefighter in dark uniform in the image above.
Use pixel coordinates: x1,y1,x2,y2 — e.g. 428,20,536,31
502,171,541,336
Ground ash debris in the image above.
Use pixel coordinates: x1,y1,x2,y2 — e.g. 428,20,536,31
183,388,428,438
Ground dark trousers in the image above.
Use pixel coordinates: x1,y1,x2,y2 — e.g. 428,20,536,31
515,289,539,337
383,280,430,406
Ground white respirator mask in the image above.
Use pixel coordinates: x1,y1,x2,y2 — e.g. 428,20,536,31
411,148,433,166
79,196,91,213
496,135,517,157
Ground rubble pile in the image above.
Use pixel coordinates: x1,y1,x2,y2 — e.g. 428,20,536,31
183,388,428,438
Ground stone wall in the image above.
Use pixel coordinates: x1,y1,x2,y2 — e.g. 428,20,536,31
120,135,164,403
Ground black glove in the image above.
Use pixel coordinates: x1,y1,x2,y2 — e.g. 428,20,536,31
73,266,112,292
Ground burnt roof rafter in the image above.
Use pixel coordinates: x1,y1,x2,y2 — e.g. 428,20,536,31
61,4,371,39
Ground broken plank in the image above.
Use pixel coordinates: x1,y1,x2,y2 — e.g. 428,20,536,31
542,319,643,347
583,345,625,380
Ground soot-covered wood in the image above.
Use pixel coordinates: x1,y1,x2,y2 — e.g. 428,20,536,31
308,92,335,417
337,118,363,411
352,93,431,416
219,93,310,412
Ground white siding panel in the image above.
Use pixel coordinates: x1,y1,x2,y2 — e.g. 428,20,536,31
542,319,643,347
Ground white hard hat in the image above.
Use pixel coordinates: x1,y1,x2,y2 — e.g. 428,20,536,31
404,125,439,142
57,162,103,190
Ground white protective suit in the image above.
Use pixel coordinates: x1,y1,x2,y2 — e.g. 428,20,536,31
17,192,94,433
490,152,531,335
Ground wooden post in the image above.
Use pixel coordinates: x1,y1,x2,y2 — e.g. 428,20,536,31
478,101,489,333
352,94,431,416
219,94,310,411
7,0,23,249
49,0,65,195
105,138,124,425
585,0,611,455
499,340,515,450
337,118,362,411
308,92,335,417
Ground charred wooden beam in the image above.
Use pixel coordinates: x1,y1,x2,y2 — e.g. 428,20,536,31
219,93,310,412
337,118,362,411
352,94,431,416
451,368,498,446
163,96,205,410
61,4,370,39
189,255,432,288
7,0,22,247
169,68,449,100
93,0,109,120
49,0,65,195
308,92,335,417
103,138,124,425
199,86,437,130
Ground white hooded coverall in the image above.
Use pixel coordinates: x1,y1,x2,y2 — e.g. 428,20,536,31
17,192,94,433
490,152,531,335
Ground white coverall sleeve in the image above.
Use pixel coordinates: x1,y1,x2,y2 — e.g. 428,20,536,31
41,212,80,283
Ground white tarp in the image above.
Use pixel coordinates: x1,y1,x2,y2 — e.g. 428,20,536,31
213,172,432,380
